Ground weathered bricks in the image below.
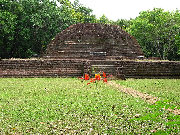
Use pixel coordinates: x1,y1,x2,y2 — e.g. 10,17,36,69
85,60,180,79
0,23,180,78
1,59,179,78
44,23,144,59
0,59,84,77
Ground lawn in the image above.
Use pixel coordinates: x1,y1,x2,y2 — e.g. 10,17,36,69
114,79,180,107
0,78,179,134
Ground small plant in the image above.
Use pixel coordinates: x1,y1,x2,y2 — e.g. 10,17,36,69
79,72,108,85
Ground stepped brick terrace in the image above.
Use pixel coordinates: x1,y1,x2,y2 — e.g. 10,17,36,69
44,23,144,60
0,23,180,78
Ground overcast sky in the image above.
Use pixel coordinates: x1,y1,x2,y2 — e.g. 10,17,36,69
69,0,180,21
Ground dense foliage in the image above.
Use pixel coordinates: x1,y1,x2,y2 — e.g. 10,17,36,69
127,9,180,60
0,0,96,58
0,0,180,60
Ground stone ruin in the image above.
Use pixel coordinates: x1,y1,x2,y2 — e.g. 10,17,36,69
0,23,180,78
44,23,144,60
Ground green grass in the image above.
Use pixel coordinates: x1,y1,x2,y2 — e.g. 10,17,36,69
0,78,179,134
114,79,180,107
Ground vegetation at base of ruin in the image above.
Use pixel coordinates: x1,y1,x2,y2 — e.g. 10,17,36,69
0,0,180,60
0,78,179,134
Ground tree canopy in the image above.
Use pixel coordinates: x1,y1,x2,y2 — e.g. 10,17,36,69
127,8,180,60
0,0,180,60
0,0,96,58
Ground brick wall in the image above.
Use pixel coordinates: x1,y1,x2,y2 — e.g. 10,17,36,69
119,60,180,78
85,60,180,79
0,59,180,78
0,59,84,77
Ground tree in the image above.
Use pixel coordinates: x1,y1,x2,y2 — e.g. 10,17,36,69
97,14,114,24
115,19,131,30
128,8,180,60
0,0,19,58
0,0,96,58
58,0,97,23
71,0,97,23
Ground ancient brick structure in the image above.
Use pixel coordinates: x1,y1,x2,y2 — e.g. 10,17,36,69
0,59,180,78
0,23,179,79
0,59,84,77
85,60,180,79
44,23,144,59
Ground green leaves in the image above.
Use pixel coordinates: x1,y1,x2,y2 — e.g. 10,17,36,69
0,8,17,57
128,8,180,60
1,0,179,61
0,0,97,58
0,11,16,35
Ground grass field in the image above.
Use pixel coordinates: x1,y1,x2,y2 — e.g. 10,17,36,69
114,79,180,108
0,78,179,134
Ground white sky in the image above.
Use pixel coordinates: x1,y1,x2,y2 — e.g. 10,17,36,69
69,0,180,21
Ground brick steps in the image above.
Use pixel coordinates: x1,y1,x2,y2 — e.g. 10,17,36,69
44,23,144,59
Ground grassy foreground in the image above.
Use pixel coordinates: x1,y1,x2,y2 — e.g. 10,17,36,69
0,78,179,134
115,79,180,108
